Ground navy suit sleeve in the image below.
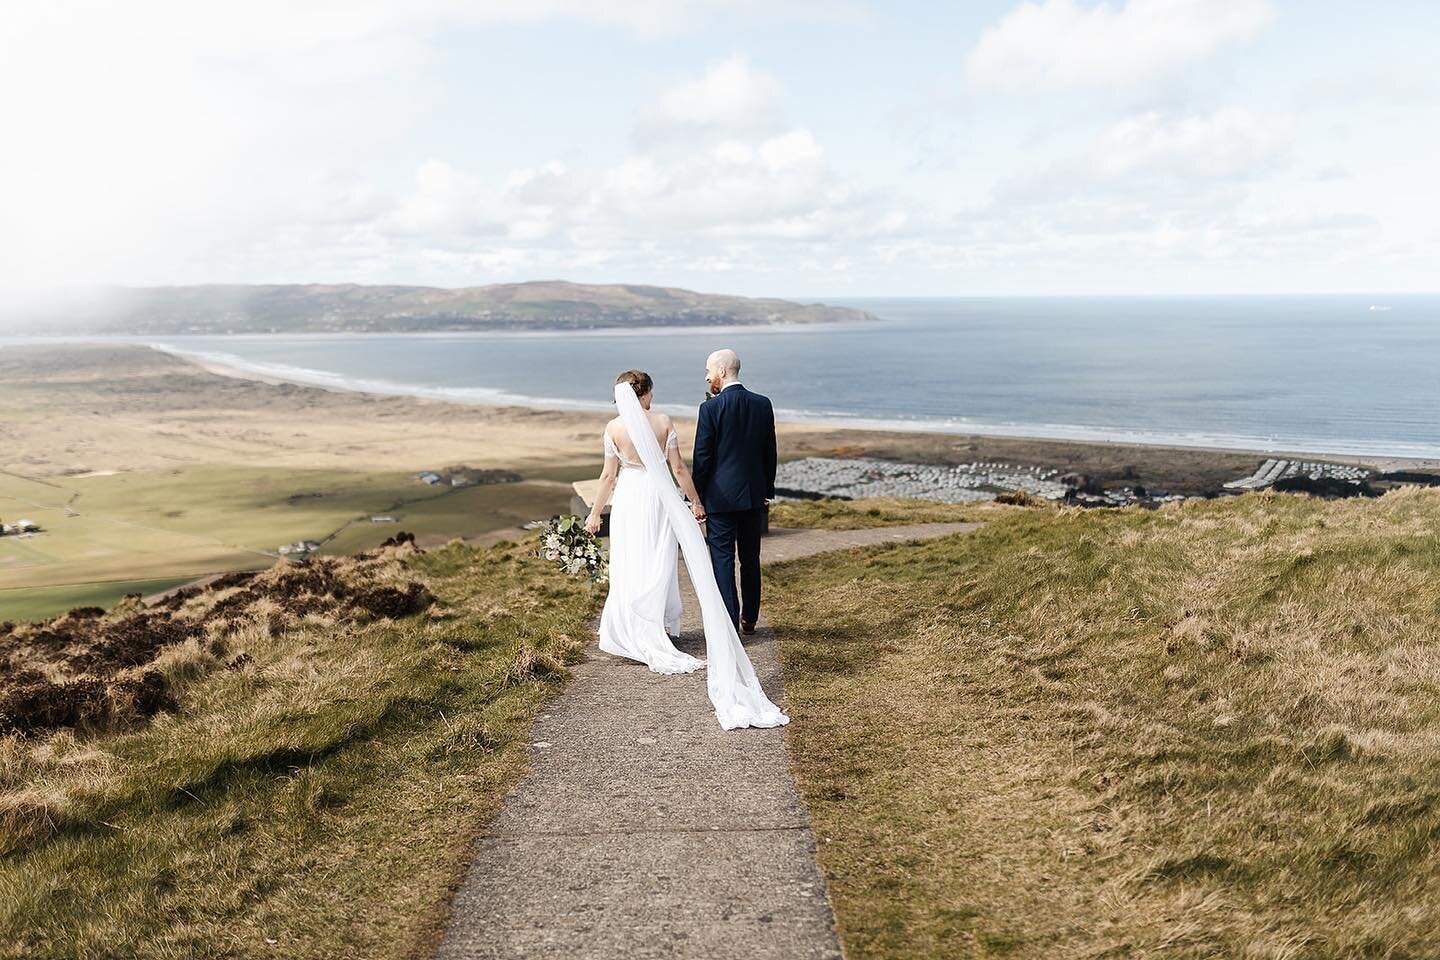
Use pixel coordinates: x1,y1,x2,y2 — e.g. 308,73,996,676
692,400,715,501
763,398,777,499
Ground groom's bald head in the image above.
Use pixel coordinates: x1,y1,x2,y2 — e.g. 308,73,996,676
706,348,741,379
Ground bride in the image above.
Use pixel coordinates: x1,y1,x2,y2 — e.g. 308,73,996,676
583,370,788,730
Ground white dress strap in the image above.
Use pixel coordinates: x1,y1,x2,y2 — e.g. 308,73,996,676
605,428,644,468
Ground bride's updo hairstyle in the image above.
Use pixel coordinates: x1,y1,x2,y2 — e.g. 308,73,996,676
615,369,653,399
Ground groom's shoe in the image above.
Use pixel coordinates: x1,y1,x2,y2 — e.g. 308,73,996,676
740,620,756,635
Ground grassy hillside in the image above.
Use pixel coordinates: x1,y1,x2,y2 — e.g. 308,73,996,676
767,490,1440,958
12,280,875,334
0,534,598,958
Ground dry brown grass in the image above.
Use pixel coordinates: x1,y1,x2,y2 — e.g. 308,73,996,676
767,488,1440,959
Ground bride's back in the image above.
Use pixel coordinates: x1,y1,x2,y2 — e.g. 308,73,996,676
607,411,672,464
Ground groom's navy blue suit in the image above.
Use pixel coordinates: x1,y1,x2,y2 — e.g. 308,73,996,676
692,383,777,629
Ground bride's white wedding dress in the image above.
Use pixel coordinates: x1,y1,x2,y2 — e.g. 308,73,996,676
597,383,789,730
597,428,705,675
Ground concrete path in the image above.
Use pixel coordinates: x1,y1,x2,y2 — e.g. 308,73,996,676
438,522,980,960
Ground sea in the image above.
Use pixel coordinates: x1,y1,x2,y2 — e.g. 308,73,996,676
9,295,1439,460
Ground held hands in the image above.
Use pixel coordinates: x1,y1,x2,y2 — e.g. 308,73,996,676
691,502,707,524
584,512,603,535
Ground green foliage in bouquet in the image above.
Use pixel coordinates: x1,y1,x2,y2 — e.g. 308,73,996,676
537,515,608,585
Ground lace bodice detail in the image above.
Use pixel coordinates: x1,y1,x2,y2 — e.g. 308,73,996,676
605,428,678,468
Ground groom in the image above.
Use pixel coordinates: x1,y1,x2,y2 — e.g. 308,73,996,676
691,348,777,636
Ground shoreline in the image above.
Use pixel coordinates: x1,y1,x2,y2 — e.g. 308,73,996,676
0,336,1434,477
160,341,1439,474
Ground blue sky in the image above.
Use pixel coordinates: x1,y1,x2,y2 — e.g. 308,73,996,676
3,0,1437,297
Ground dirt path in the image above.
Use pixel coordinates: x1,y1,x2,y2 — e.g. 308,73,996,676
438,521,980,960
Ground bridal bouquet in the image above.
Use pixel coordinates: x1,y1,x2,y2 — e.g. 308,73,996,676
537,515,608,585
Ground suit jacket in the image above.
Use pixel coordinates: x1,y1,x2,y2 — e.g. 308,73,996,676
692,384,777,514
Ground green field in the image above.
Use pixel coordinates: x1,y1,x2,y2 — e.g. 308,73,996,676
1,466,576,621
0,577,200,624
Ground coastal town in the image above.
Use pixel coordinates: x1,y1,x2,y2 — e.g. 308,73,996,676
774,454,1390,508
776,457,1071,504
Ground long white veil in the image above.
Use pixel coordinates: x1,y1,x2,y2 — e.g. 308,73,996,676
614,383,789,730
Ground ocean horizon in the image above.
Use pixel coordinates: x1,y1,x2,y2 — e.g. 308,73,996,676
7,294,1439,461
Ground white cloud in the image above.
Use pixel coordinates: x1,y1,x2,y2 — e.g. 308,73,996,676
923,101,1342,290
373,73,904,259
590,67,904,244
989,107,1291,216
645,56,784,140
965,0,1274,91
590,132,832,234
1094,108,1288,178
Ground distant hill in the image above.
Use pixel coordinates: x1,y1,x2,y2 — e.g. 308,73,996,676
16,281,876,334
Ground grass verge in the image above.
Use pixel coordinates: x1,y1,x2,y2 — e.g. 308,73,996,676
767,488,1440,958
0,536,597,959
769,497,1011,530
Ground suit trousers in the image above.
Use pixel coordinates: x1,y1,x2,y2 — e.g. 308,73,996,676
704,507,765,628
